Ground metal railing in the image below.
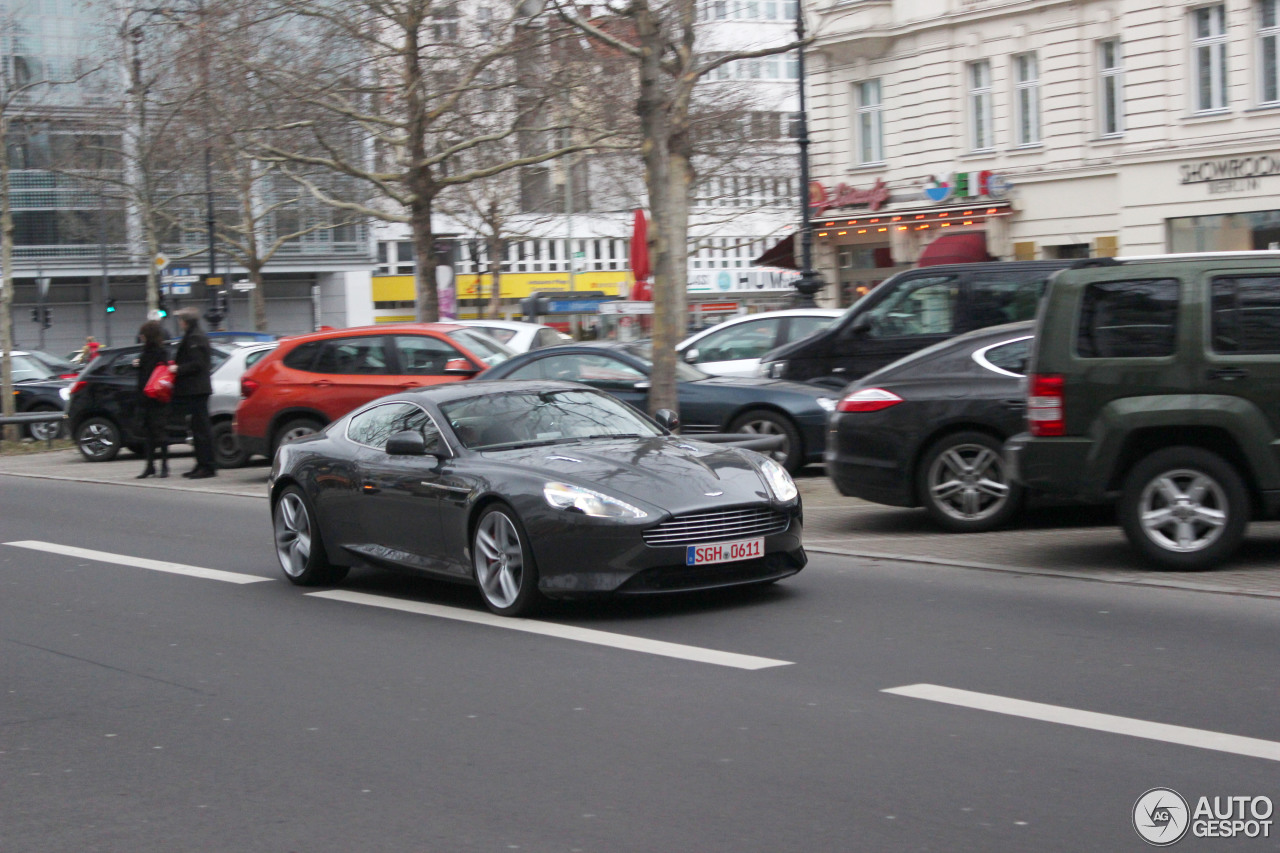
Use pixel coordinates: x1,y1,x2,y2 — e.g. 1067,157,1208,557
0,412,69,449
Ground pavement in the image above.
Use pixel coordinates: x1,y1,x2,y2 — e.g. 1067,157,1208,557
3,447,1279,600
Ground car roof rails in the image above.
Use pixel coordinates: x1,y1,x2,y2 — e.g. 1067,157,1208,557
1069,257,1123,269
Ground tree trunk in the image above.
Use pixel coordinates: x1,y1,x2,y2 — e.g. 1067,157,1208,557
0,110,17,441
486,233,504,320
412,196,439,323
250,264,267,331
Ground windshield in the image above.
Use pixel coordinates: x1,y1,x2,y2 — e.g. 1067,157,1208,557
448,329,514,367
442,389,662,450
5,354,56,381
621,343,708,381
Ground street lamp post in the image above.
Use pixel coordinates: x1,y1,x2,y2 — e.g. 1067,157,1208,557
792,0,823,308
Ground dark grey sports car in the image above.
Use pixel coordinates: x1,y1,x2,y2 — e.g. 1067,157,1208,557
269,381,806,615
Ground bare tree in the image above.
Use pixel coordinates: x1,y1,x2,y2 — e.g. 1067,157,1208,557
551,0,797,414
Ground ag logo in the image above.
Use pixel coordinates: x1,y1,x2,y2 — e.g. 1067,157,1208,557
1134,788,1190,846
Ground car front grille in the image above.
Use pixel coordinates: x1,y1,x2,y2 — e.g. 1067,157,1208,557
642,506,790,547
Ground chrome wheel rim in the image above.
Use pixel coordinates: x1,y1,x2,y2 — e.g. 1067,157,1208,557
927,443,1009,522
1139,468,1228,553
737,419,789,464
474,511,524,609
80,422,115,457
274,493,313,578
31,417,61,441
280,425,317,445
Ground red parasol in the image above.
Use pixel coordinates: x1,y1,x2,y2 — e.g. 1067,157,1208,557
629,209,652,301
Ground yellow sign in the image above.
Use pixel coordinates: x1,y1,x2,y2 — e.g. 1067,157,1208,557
207,276,223,286
372,270,631,303
153,253,169,268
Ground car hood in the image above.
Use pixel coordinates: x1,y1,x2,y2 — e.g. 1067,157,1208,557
479,435,777,513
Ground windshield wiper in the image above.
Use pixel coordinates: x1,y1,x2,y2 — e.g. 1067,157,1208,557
578,433,649,440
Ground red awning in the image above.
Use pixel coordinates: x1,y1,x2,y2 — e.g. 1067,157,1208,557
917,231,993,267
752,233,798,270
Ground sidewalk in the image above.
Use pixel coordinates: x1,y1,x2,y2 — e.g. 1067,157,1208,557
3,449,1279,599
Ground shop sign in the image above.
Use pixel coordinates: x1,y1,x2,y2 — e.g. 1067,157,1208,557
810,179,890,214
921,171,1012,203
1180,154,1279,194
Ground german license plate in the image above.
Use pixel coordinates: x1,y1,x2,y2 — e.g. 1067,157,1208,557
686,537,764,566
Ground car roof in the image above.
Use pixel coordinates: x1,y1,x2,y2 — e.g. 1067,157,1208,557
457,319,546,331
279,322,466,344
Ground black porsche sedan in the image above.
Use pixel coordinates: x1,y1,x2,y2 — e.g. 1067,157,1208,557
826,322,1033,532
475,342,838,474
269,381,806,616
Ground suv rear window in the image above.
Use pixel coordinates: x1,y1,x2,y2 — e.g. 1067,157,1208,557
1211,276,1280,354
1076,279,1180,358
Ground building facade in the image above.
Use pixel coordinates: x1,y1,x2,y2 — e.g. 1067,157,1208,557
806,0,1280,306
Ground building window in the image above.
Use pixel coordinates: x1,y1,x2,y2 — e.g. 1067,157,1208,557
1261,0,1280,105
1098,39,1124,136
1013,53,1040,146
968,60,994,151
1192,4,1229,113
854,79,883,164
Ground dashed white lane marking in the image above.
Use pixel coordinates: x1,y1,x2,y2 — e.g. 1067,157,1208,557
307,589,793,670
884,683,1280,762
4,540,271,585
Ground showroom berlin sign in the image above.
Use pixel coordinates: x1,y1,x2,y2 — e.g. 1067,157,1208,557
1180,153,1280,194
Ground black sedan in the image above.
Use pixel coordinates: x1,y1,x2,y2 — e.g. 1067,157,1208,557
826,322,1033,532
475,342,838,474
269,381,806,616
4,351,71,440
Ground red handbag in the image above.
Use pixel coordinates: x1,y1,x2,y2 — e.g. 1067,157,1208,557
144,362,175,403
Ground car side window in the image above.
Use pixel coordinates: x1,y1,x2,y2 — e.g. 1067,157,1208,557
785,314,837,343
347,402,443,452
394,335,466,375
244,349,270,369
861,276,958,338
1211,275,1280,354
535,328,562,349
282,341,323,371
1076,279,1180,358
516,353,645,388
979,338,1032,376
691,319,781,363
967,274,1046,327
108,354,140,377
314,337,390,375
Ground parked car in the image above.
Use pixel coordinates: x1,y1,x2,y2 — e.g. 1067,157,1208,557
828,322,1034,532
207,331,279,345
456,319,572,352
757,260,1072,389
1007,253,1280,570
476,342,838,473
3,351,72,440
67,343,234,461
25,350,82,379
210,342,277,467
677,309,844,377
234,323,513,460
268,381,805,615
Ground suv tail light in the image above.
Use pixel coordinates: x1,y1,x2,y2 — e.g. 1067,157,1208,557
241,377,259,398
1028,373,1065,436
69,379,88,395
837,387,903,413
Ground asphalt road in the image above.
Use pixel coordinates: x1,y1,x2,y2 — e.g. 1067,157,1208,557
3,476,1279,852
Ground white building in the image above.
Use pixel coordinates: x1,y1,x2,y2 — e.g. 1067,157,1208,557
806,0,1280,306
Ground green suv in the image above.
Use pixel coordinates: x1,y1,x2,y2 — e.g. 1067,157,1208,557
1007,254,1280,570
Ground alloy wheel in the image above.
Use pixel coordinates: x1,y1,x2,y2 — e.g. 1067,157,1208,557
474,510,524,609
1138,468,1228,553
274,492,313,578
927,443,1010,522
78,420,117,459
736,418,789,465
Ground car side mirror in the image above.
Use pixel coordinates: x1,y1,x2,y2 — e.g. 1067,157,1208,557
443,358,479,375
654,408,680,432
848,314,872,336
385,430,426,456
683,348,699,363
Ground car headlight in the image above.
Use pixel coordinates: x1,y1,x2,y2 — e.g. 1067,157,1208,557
817,396,836,412
757,457,798,502
543,482,648,519
59,387,71,401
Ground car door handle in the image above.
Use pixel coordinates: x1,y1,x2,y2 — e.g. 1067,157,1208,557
397,381,419,389
633,381,651,391
1002,399,1026,410
1207,367,1249,381
832,367,848,374
310,379,333,388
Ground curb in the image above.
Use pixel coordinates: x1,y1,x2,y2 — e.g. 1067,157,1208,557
0,470,266,500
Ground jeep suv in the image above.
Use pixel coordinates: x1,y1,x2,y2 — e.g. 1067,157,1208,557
1007,254,1280,570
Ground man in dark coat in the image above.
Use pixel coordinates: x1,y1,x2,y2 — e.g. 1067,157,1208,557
172,307,216,478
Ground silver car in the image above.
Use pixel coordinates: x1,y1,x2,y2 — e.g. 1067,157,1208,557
210,342,276,467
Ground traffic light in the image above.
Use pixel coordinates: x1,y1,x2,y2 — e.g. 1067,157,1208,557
106,298,117,314
30,307,39,323
157,296,169,318
41,307,51,329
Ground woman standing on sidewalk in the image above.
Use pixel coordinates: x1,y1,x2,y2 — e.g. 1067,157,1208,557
135,320,170,479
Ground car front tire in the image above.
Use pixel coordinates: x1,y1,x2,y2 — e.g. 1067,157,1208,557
1119,447,1249,571
273,486,348,586
917,431,1023,533
472,504,542,617
75,416,122,461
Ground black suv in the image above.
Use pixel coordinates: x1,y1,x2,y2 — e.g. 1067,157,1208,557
757,261,1071,389
1007,254,1280,569
68,343,230,462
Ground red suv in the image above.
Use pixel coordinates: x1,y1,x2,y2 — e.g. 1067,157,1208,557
234,323,512,459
